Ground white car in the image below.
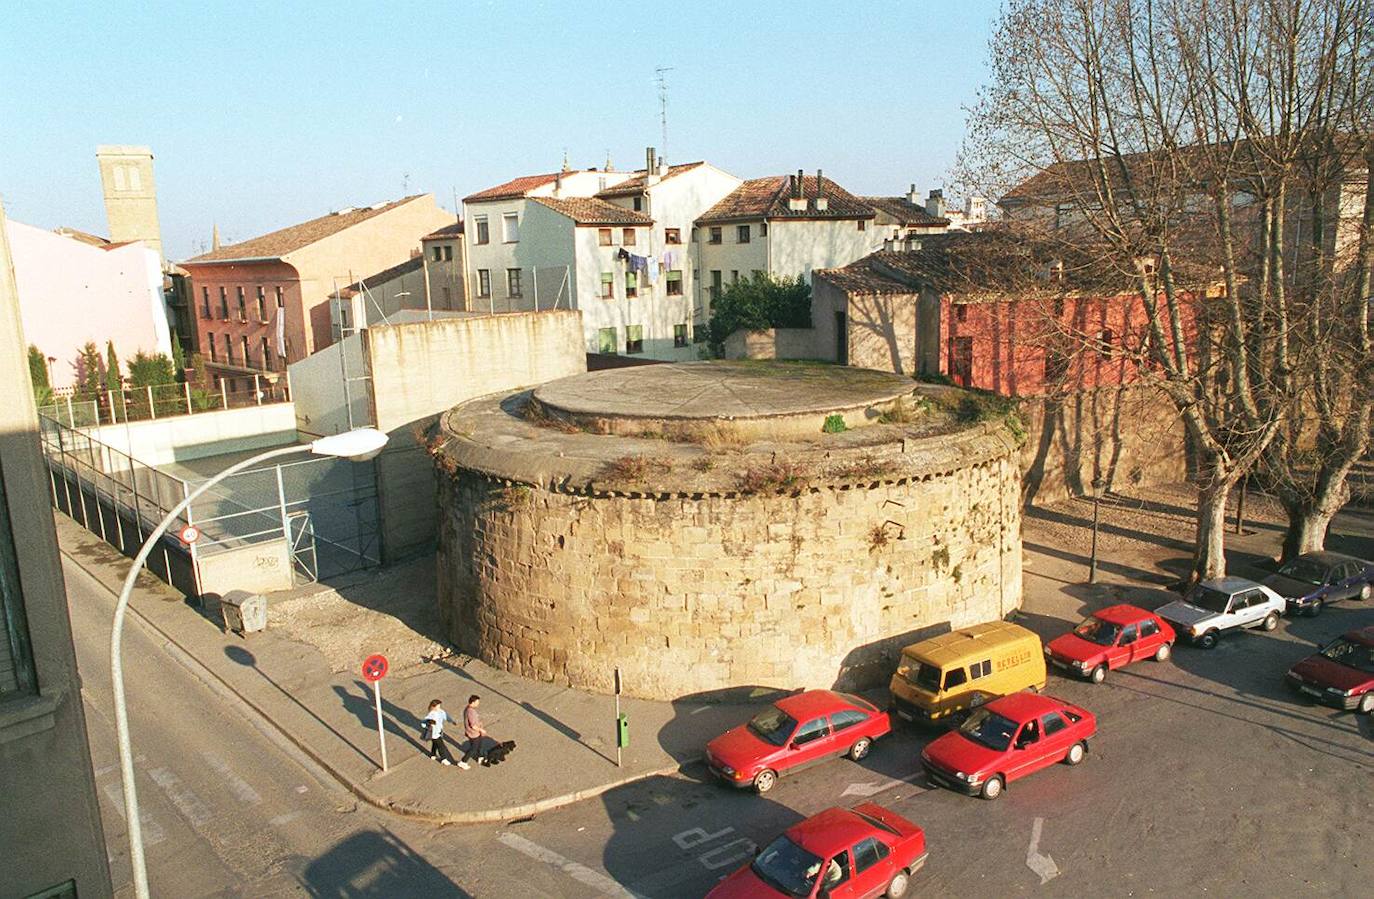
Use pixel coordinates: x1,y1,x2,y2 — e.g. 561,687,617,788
1156,576,1286,649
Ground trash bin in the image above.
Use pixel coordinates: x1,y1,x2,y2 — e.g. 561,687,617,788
220,590,267,635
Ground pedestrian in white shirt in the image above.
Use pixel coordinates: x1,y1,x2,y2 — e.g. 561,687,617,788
422,699,460,767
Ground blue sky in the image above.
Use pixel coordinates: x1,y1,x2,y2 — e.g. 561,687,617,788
0,1,1001,261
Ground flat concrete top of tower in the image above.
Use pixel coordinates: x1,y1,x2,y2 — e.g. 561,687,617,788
532,361,913,422
96,145,153,156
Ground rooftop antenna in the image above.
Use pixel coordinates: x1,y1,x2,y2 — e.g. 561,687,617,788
655,66,674,162
402,171,411,194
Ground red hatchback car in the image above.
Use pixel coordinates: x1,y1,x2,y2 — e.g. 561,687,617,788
1045,604,1176,683
921,693,1096,800
1284,626,1374,714
706,690,891,794
707,803,927,899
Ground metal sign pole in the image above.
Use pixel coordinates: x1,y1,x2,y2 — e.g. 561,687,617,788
373,678,389,772
614,666,623,768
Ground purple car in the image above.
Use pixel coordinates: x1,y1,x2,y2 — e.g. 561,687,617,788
1262,552,1374,616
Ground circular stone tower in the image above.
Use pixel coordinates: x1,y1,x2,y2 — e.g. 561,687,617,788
431,361,1023,700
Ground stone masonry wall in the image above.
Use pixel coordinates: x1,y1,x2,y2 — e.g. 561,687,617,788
436,452,1022,700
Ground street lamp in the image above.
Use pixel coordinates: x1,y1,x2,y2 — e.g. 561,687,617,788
110,427,387,898
1088,477,1105,584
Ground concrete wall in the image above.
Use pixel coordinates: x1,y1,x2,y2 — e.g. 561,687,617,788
0,201,113,897
436,442,1022,700
289,335,370,439
197,538,294,595
722,327,823,361
769,218,885,282
364,311,587,560
87,403,298,464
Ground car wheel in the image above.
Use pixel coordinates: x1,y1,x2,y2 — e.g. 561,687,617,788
1359,584,1371,601
1154,642,1172,662
1306,599,1323,617
1199,630,1220,649
885,870,911,898
753,769,776,794
979,776,1004,800
849,737,872,761
1359,693,1374,715
1262,611,1280,631
1064,741,1087,765
1090,665,1107,684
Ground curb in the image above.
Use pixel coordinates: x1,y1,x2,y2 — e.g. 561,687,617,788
59,544,699,826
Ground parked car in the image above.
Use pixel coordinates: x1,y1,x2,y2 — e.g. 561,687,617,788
889,620,1045,725
1045,604,1176,682
706,690,891,794
1156,576,1286,649
920,693,1096,800
1262,551,1374,616
1284,626,1374,714
706,803,927,899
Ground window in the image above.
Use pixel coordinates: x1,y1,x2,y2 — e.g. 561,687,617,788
710,270,722,300
709,226,722,244
442,286,451,306
1120,623,1138,645
1,464,38,697
955,304,968,323
219,287,229,318
442,244,453,261
1140,618,1159,638
600,273,614,299
1042,712,1068,737
857,219,867,231
674,323,688,347
1016,720,1040,747
260,337,270,369
475,216,490,244
943,667,967,690
626,324,644,354
275,286,284,308
477,269,491,298
622,227,636,246
599,228,613,246
208,332,218,362
664,227,681,244
625,272,638,298
201,286,210,317
853,837,889,875
432,245,443,262
731,270,740,283
236,286,247,320
970,659,992,679
1096,329,1114,354
822,850,851,890
241,336,251,367
598,327,618,354
226,335,236,365
632,196,643,211
502,212,519,243
737,224,751,243
830,709,868,732
760,221,768,236
666,270,683,296
507,268,522,298
793,717,830,746
256,286,266,321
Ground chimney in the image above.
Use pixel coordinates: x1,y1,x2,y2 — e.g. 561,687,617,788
646,147,660,185
554,172,563,197
657,155,666,176
814,169,828,211
926,188,946,219
211,223,221,251
906,183,920,204
796,169,805,197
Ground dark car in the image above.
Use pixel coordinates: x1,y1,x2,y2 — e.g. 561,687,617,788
1284,626,1374,714
1262,551,1374,616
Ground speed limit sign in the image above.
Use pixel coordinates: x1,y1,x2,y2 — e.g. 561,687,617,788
178,524,200,546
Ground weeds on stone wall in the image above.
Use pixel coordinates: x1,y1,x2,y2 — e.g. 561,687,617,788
822,413,848,434
879,395,932,424
734,459,806,493
868,524,890,550
498,485,532,510
602,454,674,482
690,456,715,473
931,545,951,569
829,457,898,481
930,389,1026,445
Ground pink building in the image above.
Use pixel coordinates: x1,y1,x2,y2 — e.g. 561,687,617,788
7,219,171,389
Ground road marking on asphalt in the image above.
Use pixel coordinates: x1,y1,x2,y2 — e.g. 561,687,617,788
1026,816,1060,885
101,782,167,846
497,832,644,898
201,751,263,805
841,775,931,798
673,826,758,871
94,763,118,778
269,811,304,827
148,766,213,827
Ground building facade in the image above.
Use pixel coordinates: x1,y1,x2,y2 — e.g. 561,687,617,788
181,194,453,388
96,144,163,262
420,220,466,313
1,199,114,899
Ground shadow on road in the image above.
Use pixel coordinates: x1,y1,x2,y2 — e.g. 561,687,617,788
292,829,469,898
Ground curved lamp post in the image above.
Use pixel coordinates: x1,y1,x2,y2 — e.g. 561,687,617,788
111,427,388,898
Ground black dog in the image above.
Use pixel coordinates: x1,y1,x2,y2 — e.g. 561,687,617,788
485,740,517,766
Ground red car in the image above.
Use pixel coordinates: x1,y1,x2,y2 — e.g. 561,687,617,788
921,693,1096,800
1045,604,1176,683
707,803,927,899
1284,626,1374,714
706,690,891,793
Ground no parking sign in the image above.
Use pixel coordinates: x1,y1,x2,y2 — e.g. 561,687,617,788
362,653,389,771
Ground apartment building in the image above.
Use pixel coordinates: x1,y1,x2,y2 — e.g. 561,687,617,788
421,220,466,313
181,194,452,387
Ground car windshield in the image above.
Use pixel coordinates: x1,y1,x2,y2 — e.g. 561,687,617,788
1277,558,1328,586
959,709,1019,751
1074,616,1121,646
747,707,798,747
1319,638,1374,674
897,656,942,692
1188,585,1233,614
749,834,824,898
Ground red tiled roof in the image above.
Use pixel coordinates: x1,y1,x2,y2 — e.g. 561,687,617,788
696,175,875,224
861,196,950,227
464,172,563,203
183,196,426,264
595,162,706,197
422,220,464,240
530,196,653,226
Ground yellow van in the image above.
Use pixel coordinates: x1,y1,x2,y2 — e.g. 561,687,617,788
889,621,1046,723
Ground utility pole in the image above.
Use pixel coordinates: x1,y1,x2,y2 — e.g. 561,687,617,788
655,66,674,162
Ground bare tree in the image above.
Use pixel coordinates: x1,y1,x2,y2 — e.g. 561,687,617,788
957,0,1372,581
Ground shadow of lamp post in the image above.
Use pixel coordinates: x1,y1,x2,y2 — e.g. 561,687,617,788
110,427,388,898
1088,478,1104,584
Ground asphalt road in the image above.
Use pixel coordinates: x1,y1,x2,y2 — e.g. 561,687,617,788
69,553,1371,897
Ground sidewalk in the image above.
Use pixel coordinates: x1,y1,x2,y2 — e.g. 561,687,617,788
56,515,769,824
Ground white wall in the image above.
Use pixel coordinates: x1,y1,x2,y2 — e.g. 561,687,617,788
87,403,298,465
288,334,370,438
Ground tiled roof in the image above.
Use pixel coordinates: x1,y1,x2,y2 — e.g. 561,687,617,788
530,196,653,226
696,175,875,224
333,255,423,297
464,172,563,203
813,259,914,295
861,196,950,227
54,227,110,247
422,221,464,240
183,196,425,264
595,162,706,197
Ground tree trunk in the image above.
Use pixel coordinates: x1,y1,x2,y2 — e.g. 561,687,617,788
1280,479,1350,562
1191,478,1233,584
